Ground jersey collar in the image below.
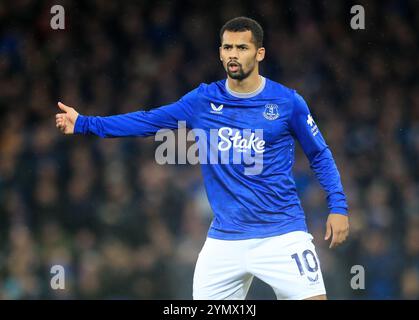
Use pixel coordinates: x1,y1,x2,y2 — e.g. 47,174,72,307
225,76,266,98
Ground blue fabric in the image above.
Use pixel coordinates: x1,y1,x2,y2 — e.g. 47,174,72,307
75,77,348,240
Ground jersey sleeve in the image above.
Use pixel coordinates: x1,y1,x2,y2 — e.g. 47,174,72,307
74,86,199,138
289,91,348,215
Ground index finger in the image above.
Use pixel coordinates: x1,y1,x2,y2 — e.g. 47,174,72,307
329,230,341,249
332,230,348,248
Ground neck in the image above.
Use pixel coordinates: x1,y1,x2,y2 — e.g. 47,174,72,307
227,68,262,94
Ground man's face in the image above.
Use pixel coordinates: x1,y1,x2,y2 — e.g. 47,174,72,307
220,30,265,80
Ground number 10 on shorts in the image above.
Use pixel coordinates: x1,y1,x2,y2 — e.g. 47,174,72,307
291,250,319,279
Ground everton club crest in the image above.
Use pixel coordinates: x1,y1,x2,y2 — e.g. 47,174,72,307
263,104,279,120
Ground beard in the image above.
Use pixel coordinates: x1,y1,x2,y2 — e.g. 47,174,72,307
226,61,254,80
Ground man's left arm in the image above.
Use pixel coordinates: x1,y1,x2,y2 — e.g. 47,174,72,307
289,91,349,248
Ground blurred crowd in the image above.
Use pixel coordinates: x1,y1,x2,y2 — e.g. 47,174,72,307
0,0,418,299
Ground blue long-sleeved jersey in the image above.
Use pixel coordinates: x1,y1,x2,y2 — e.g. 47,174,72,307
74,76,348,240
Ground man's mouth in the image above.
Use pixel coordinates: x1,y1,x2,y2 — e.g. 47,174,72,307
228,61,240,72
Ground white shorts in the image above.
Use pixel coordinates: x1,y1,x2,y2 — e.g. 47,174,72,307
193,231,326,300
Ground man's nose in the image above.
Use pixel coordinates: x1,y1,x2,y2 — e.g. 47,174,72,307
229,48,238,59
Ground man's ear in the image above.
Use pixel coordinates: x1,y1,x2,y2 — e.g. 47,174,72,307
219,46,223,61
256,47,265,62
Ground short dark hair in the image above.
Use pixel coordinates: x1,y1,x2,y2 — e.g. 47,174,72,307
220,17,264,48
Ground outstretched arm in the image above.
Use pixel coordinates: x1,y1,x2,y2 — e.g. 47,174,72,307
55,87,198,137
289,92,349,249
